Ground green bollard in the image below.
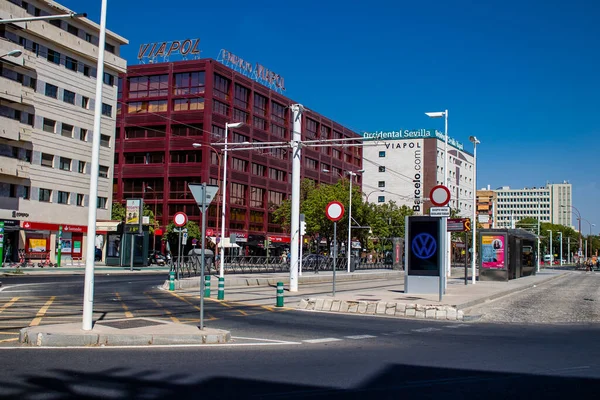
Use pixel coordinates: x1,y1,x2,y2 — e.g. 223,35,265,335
217,277,225,300
276,282,284,307
169,271,175,291
204,275,211,297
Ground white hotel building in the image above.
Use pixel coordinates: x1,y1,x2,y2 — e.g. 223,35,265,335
361,129,475,218
0,0,127,263
494,182,573,228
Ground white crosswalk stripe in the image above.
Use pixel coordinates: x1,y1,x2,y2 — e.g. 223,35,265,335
412,327,442,333
344,335,377,340
303,338,343,344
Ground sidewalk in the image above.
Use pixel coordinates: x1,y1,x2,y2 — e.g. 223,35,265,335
1,263,170,276
173,268,570,322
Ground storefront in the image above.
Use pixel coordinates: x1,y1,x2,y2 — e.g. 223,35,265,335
21,221,86,264
0,219,21,263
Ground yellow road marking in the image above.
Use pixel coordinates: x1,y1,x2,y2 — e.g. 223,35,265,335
115,293,134,318
0,338,19,343
145,293,180,323
29,297,55,326
0,331,19,335
0,298,20,314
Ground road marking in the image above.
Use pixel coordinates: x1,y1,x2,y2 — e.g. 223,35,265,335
0,297,20,313
115,293,134,318
145,293,180,323
0,341,303,350
381,330,410,336
29,296,55,326
303,338,343,344
0,331,19,335
0,338,18,343
412,327,441,333
345,335,377,340
232,336,301,344
443,325,468,329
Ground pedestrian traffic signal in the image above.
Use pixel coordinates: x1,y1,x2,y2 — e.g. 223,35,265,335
300,220,307,235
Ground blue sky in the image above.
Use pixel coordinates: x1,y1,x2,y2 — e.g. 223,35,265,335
61,0,600,232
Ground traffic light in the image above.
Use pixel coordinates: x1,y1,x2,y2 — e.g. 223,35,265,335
300,220,307,235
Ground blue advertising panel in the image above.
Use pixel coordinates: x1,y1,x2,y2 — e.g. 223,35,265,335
407,217,442,277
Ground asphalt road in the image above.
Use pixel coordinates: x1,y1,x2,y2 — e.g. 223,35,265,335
1,273,600,398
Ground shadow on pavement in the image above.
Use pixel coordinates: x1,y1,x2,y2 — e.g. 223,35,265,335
0,363,597,399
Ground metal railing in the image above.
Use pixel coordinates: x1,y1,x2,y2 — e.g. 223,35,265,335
168,255,394,277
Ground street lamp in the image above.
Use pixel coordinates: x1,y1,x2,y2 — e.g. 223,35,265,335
469,136,480,284
215,122,244,278
323,168,365,273
0,49,23,58
547,230,553,265
364,189,385,202
562,205,582,259
556,231,563,266
192,143,223,252
426,110,450,279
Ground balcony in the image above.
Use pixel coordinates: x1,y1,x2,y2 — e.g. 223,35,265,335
21,86,35,105
120,164,165,177
0,156,30,179
0,116,19,141
19,125,32,142
0,77,22,103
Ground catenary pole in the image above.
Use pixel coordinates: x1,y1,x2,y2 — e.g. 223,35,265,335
289,104,304,292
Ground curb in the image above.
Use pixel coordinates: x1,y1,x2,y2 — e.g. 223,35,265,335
161,270,402,290
298,298,464,321
456,272,570,310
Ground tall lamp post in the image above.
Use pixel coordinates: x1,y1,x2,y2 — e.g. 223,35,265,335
0,49,23,59
212,122,244,279
547,230,553,265
192,143,223,253
364,189,385,203
469,136,480,284
556,231,563,266
426,110,450,279
562,205,582,260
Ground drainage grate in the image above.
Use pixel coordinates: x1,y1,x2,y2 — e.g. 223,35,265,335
97,318,168,330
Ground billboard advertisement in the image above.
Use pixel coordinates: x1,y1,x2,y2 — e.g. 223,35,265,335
407,217,442,276
481,235,506,269
126,199,142,225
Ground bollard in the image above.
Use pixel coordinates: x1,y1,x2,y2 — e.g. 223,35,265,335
276,282,284,307
169,271,175,291
204,275,211,297
217,277,225,300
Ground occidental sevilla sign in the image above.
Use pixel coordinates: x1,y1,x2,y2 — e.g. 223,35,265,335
21,221,88,233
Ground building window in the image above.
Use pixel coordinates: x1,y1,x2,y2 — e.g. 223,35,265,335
78,161,86,173
233,108,248,123
379,151,386,158
41,153,54,167
100,134,110,147
129,74,169,98
234,84,249,109
252,163,265,176
213,74,230,101
45,83,58,98
43,118,56,133
39,188,52,202
102,103,112,117
127,100,167,113
97,197,108,209
47,49,60,64
61,123,73,138
77,193,84,206
270,124,285,138
306,119,317,139
80,129,88,141
59,157,71,171
378,196,385,203
231,158,248,172
103,73,115,86
253,116,266,131
379,166,385,172
253,93,267,116
105,43,115,54
173,98,204,111
57,191,69,204
213,100,229,116
81,96,89,109
271,102,285,124
99,165,109,178
65,56,78,71
378,181,385,188
66,24,78,36
63,89,75,104
250,187,264,208
173,72,205,95
230,183,246,206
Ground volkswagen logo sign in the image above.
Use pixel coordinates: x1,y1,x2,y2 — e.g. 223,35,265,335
411,233,437,260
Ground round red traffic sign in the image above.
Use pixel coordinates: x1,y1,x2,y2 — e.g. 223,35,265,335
173,212,188,227
429,185,451,207
325,201,345,222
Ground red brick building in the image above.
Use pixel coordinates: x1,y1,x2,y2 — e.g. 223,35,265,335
113,58,362,249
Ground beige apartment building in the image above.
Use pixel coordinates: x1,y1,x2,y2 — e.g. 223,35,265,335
0,0,127,264
476,187,496,229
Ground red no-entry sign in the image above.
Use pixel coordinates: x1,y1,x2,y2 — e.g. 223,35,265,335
430,185,451,207
325,201,345,222
173,212,188,227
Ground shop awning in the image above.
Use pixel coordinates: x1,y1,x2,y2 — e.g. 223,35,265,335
208,237,240,248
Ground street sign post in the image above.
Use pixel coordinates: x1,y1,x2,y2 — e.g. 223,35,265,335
325,201,345,296
188,183,219,330
429,185,451,287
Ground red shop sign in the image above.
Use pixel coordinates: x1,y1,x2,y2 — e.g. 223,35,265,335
268,235,291,243
21,221,88,233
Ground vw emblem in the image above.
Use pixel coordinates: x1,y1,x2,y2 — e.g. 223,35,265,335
411,233,437,259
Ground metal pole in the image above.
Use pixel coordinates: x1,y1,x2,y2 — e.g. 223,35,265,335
548,230,553,266
333,222,337,297
299,235,304,276
82,0,107,331
559,232,563,266
289,104,304,292
444,110,451,280
199,183,207,330
464,231,468,285
568,236,571,264
585,239,588,260
178,229,182,280
440,217,446,301
347,174,353,273
537,216,540,272
129,234,134,272
219,126,229,279
471,140,477,284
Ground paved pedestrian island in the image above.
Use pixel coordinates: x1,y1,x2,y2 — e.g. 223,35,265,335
20,317,230,347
